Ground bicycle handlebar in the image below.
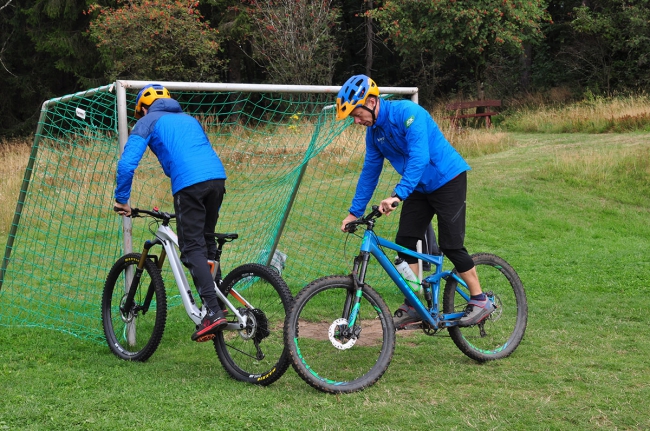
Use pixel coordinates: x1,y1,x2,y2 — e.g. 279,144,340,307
345,201,399,233
113,206,176,221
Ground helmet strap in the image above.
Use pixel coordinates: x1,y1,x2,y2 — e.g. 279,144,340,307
359,97,378,125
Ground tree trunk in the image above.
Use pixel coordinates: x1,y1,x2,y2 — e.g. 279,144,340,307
520,43,532,91
227,40,242,83
365,0,374,76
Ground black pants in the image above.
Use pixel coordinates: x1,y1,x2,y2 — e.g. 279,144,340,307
174,179,225,313
395,171,474,273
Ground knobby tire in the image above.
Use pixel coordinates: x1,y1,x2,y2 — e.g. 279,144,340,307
212,263,293,386
102,253,167,361
285,275,396,394
443,253,527,362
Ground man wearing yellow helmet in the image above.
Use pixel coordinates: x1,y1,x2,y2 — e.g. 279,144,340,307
336,74,494,329
114,83,228,342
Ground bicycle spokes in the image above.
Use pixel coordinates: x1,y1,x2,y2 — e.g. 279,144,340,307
285,276,396,393
444,253,527,362
212,263,292,386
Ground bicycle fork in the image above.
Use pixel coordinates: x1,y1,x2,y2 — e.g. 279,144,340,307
338,254,370,338
121,239,161,318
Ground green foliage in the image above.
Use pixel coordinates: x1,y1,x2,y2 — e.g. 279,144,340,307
87,0,226,81
0,0,104,135
199,0,260,83
369,0,550,92
566,0,650,93
22,0,104,85
206,0,254,40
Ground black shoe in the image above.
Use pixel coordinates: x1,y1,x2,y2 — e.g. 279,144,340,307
191,310,227,342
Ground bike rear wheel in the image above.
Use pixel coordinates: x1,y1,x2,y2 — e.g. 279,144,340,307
102,253,167,361
285,275,396,394
213,263,293,386
443,253,527,362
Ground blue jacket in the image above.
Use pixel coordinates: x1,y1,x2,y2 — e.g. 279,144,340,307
349,99,470,217
115,98,226,204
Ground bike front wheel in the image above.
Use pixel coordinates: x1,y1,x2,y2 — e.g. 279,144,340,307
102,253,167,361
213,263,293,386
285,275,396,394
443,253,527,362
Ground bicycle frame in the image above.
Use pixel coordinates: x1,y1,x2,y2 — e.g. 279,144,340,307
354,229,469,330
129,222,250,331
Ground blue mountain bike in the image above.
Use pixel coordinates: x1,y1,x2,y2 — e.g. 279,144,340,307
284,204,527,393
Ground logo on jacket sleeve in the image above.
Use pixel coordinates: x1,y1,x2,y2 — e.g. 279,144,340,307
405,115,415,128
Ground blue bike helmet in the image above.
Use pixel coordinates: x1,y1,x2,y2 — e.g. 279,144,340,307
335,74,379,121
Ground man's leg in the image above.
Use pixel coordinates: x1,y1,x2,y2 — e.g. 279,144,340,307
392,192,434,328
430,172,493,326
174,181,226,341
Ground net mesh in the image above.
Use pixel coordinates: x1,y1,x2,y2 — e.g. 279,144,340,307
0,84,404,343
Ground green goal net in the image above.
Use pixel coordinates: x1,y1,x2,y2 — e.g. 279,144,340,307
0,81,417,343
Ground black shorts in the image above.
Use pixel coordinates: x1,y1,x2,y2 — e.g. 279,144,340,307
396,171,467,251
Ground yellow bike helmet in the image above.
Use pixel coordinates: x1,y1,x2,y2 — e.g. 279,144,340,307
134,84,171,119
335,74,380,121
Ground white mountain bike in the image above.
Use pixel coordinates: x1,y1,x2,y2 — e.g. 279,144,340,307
102,207,293,386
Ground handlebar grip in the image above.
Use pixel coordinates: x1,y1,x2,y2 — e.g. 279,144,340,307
113,206,139,217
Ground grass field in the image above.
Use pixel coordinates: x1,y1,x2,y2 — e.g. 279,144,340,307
1,99,650,430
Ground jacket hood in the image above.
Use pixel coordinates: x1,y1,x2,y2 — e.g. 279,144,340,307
149,98,184,114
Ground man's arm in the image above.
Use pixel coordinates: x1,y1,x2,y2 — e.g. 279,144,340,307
114,134,148,204
348,134,384,217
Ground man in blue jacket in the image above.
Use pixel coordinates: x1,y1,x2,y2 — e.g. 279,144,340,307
114,84,228,342
336,74,495,329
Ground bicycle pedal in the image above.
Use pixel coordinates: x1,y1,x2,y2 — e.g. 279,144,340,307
398,322,422,331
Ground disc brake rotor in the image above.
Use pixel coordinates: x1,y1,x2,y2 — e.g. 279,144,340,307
328,318,357,350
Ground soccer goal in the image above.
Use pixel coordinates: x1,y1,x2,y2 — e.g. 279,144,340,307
0,80,418,342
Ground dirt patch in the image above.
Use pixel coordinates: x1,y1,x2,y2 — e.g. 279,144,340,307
296,319,417,347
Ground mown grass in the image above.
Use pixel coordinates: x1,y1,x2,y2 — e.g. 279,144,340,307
1,97,650,430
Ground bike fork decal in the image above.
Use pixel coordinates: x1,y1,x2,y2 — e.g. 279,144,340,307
347,289,363,326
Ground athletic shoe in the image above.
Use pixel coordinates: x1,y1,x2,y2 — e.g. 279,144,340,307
191,309,227,342
393,304,422,330
458,297,495,327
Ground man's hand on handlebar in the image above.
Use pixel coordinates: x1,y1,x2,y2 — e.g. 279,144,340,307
113,202,132,217
341,199,400,233
379,197,400,215
341,213,357,232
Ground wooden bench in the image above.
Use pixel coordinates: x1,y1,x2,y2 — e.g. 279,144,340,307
444,99,501,128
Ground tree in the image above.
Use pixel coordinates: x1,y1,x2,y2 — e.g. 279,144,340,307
370,0,550,98
0,0,106,135
244,0,341,85
199,0,258,83
88,0,226,82
563,0,650,94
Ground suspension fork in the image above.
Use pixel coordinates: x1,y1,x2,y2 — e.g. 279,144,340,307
345,252,372,327
122,239,162,315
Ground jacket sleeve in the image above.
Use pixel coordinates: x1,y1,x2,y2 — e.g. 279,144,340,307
349,134,384,217
114,134,148,204
393,110,429,200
